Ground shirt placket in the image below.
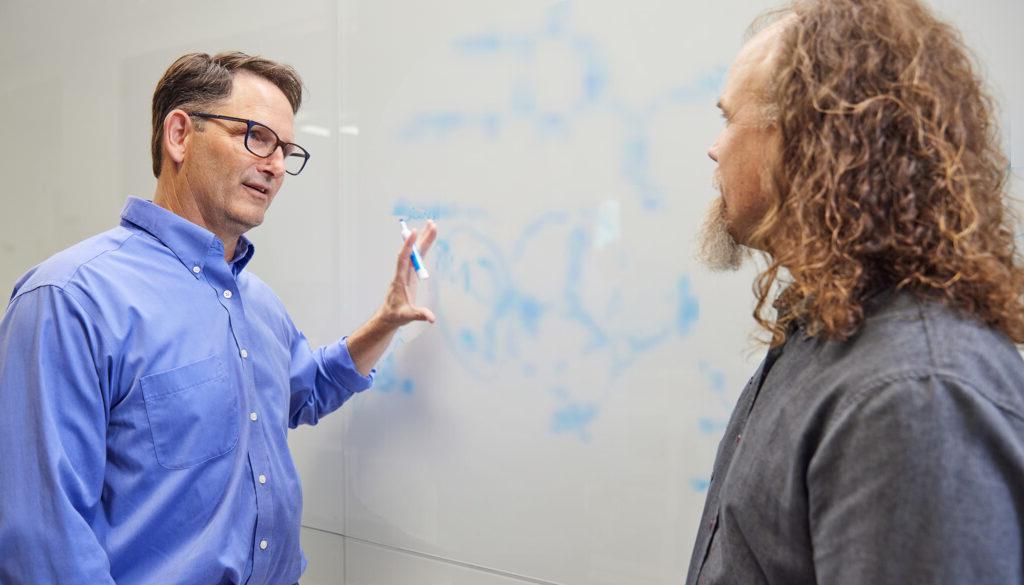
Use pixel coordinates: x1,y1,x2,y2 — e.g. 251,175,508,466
207,258,277,585
689,342,786,585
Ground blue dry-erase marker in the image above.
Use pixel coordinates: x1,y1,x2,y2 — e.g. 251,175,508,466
399,219,430,280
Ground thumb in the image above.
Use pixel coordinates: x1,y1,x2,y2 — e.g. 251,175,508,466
415,307,437,324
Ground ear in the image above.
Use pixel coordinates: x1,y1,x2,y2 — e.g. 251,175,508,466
163,109,193,167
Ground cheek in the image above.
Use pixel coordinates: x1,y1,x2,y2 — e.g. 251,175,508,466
717,132,744,178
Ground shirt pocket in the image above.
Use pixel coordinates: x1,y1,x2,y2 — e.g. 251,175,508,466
141,355,239,469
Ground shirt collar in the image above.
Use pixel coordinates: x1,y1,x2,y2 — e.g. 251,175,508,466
229,236,255,276
119,196,256,276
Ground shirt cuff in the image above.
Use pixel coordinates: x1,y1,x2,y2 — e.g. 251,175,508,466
323,337,375,392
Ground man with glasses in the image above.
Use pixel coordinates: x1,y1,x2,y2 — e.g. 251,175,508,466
0,52,434,585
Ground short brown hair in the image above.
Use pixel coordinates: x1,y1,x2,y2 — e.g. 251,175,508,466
748,0,1024,346
150,51,304,178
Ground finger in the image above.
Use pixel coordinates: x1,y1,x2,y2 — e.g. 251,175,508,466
418,221,438,258
399,266,415,288
396,228,417,274
416,306,437,324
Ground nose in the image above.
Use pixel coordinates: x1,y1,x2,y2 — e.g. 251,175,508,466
257,145,287,178
708,142,719,163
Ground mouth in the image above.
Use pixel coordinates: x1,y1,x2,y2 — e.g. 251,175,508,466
242,182,270,197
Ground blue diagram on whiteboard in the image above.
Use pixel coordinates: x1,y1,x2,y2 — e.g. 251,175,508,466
379,2,734,459
397,1,725,211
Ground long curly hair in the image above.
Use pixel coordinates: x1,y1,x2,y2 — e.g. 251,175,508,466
746,0,1024,346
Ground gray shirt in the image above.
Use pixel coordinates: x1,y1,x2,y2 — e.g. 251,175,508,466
685,291,1024,585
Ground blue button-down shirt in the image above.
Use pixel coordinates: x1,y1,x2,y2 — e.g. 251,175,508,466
0,197,373,585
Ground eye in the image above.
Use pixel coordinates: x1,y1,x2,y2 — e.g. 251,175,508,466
250,126,274,146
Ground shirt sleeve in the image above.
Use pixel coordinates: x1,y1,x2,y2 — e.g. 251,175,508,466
0,286,116,584
287,326,375,428
807,373,1024,585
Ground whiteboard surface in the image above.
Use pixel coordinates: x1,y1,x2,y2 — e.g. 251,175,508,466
0,1,1020,583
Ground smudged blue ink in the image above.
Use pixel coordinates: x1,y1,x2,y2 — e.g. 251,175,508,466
699,360,727,393
698,417,727,435
545,0,571,36
690,478,710,492
511,82,537,115
392,201,454,221
571,38,608,103
513,211,569,259
399,111,466,139
518,295,545,335
564,227,608,349
677,276,700,336
454,34,503,54
709,371,725,393
627,330,671,352
621,136,664,209
430,238,456,277
372,354,414,395
552,403,598,440
549,386,570,400
623,137,649,174
460,328,478,352
537,112,568,137
668,66,727,103
481,112,502,138
461,262,472,292
399,11,725,211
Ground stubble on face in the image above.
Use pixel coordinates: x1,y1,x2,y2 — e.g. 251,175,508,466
179,142,263,237
696,172,745,272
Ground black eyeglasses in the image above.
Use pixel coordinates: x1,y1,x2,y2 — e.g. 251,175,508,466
188,112,311,175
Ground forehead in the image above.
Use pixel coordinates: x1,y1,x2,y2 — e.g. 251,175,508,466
721,19,787,111
220,71,295,139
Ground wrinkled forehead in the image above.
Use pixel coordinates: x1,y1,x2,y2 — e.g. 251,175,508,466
721,17,792,110
221,71,296,141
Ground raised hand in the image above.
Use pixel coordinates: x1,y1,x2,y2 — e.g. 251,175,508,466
378,219,438,327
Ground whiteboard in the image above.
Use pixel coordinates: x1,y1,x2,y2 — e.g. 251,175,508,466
294,1,1024,584
0,0,1020,584
297,2,761,584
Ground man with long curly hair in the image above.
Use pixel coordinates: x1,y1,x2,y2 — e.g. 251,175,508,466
690,1,1024,583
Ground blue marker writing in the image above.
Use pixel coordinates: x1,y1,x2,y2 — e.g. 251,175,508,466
400,219,430,280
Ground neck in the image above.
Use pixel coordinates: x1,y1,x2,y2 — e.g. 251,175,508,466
153,174,238,262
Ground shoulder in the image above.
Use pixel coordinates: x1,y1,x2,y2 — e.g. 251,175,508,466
10,226,138,302
824,292,1024,420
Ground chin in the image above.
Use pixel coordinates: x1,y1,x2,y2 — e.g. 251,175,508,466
229,202,267,232
245,209,267,229
696,197,745,272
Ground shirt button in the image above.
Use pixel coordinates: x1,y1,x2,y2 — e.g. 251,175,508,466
240,349,249,359
223,290,233,299
259,474,267,485
250,411,258,422
192,266,201,274
259,539,268,550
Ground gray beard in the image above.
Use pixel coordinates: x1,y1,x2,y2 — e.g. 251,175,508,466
696,196,745,272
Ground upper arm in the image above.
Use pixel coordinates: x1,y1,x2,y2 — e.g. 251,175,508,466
808,374,1024,585
0,286,113,580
